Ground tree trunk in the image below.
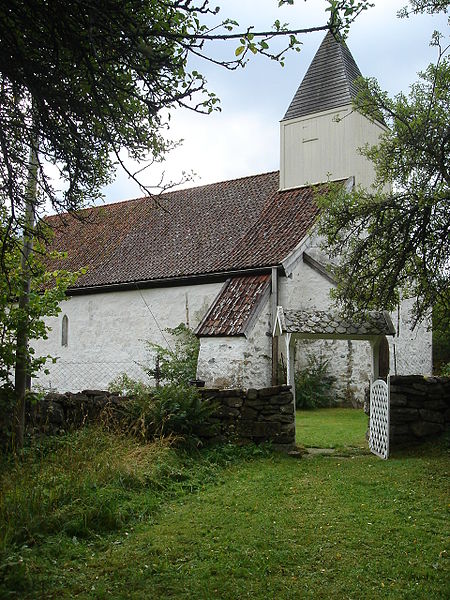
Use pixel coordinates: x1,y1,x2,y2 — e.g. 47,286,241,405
13,140,38,450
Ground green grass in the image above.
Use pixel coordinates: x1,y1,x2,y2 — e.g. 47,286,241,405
296,407,368,448
0,424,448,599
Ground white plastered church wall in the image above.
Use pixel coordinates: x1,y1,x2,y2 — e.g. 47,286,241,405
388,298,432,376
278,242,432,404
32,282,222,392
279,241,372,403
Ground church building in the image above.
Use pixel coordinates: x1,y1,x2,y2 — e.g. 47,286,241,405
33,32,432,403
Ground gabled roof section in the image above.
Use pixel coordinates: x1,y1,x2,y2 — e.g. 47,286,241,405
282,31,362,121
45,172,328,291
196,274,270,337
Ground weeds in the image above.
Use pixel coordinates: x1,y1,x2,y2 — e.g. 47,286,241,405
0,428,174,551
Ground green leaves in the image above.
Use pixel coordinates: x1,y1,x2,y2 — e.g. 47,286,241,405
145,323,200,387
317,50,450,327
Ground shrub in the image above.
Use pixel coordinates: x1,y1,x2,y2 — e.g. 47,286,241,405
440,362,450,377
145,323,200,386
108,373,149,397
107,325,214,445
295,354,336,410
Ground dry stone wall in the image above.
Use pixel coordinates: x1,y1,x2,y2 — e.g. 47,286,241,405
26,390,124,436
199,385,295,450
21,385,295,451
389,375,450,446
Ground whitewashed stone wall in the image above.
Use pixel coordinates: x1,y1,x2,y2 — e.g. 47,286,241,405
32,250,432,399
387,298,432,376
32,282,222,392
278,248,432,405
196,297,272,389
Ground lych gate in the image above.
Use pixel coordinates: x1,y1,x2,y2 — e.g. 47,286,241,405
273,307,395,459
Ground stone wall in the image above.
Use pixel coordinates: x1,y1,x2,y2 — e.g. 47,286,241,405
199,385,295,450
26,390,124,436
22,385,295,451
389,376,450,446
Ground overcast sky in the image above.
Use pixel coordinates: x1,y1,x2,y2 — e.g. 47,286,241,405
101,0,448,203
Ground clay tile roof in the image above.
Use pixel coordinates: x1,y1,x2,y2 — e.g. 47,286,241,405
283,31,363,121
196,274,271,337
45,171,330,290
277,308,395,338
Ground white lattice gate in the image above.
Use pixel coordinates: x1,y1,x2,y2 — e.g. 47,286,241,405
369,378,390,459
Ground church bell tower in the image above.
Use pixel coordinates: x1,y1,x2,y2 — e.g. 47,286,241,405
280,31,386,191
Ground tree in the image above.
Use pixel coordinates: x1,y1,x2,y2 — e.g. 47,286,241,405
0,209,82,446
0,1,371,230
0,0,372,448
317,7,449,329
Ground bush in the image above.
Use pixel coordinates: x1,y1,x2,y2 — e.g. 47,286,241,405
107,325,214,445
145,323,199,386
440,362,450,377
108,373,149,397
295,354,336,410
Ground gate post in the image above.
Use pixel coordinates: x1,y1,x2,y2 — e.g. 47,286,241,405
285,333,296,409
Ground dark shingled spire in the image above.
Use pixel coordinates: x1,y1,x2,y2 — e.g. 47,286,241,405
282,31,363,121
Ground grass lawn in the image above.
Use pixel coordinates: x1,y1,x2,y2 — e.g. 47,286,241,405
296,408,368,448
1,425,448,599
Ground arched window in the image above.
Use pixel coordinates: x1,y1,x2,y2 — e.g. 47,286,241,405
61,315,69,347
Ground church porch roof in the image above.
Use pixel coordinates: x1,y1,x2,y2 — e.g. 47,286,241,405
196,274,271,337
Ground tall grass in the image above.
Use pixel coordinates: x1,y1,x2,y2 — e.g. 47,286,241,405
0,427,270,558
0,429,174,552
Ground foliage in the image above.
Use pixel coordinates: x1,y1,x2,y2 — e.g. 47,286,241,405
0,0,372,242
108,324,212,445
107,373,149,398
124,384,217,445
294,354,336,409
0,211,82,388
317,35,450,327
432,293,450,374
398,0,449,17
440,362,450,376
145,323,200,386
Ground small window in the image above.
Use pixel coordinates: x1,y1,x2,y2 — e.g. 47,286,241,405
61,315,69,347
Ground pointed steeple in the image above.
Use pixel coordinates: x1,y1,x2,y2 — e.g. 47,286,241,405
283,31,362,121
279,30,386,191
